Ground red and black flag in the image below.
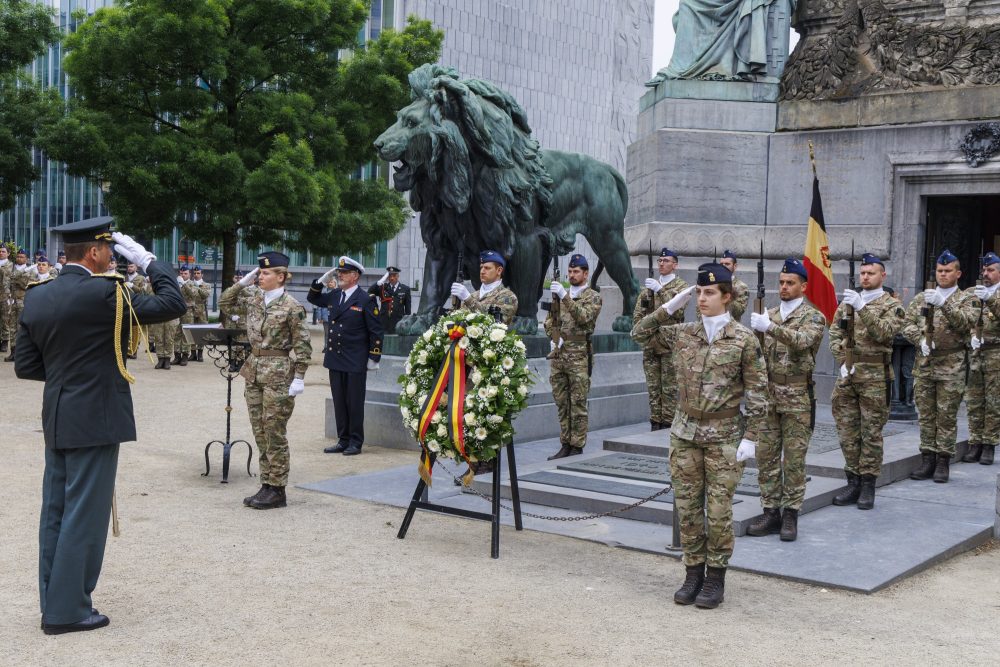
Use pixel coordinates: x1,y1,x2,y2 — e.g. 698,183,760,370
803,176,838,323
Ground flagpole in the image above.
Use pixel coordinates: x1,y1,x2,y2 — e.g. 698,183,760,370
808,141,818,178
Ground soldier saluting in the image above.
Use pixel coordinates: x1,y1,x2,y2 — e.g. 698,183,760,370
632,263,768,609
368,265,411,334
746,258,826,541
965,252,1000,466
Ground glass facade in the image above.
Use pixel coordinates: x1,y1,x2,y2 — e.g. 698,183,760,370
1,0,395,272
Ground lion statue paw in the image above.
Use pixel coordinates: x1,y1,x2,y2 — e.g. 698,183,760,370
394,313,438,336
611,315,634,333
511,316,538,335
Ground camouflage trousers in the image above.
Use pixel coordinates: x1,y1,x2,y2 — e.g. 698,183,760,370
914,373,966,456
193,306,208,351
174,308,194,353
757,410,812,510
4,299,23,344
550,351,591,449
149,319,177,358
0,298,10,342
669,434,741,569
965,349,1000,446
642,349,677,425
245,382,296,487
831,378,888,477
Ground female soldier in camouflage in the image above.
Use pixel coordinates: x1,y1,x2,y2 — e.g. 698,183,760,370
219,251,312,509
631,263,768,609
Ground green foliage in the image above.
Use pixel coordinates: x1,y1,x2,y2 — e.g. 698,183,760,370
41,1,442,273
0,0,61,211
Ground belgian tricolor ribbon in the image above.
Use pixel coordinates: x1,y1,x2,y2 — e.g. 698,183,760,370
416,324,471,486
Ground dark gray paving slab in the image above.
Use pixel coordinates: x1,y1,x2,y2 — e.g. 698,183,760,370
520,470,679,503
556,452,764,496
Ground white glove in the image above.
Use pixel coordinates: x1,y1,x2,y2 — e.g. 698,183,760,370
839,363,856,379
663,285,696,315
377,271,390,286
750,311,772,333
919,338,931,356
288,378,305,397
736,439,756,463
319,268,337,285
842,289,863,311
239,267,259,286
550,281,567,300
367,359,380,371
177,276,186,285
974,285,990,301
644,277,662,293
450,282,471,301
923,289,944,307
971,335,983,351
111,232,156,271
549,339,564,352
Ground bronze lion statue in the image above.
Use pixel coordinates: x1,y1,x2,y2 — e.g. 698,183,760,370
374,64,639,334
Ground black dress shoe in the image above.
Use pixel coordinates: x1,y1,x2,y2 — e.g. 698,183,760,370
343,445,362,455
42,613,110,635
41,609,99,629
324,442,349,454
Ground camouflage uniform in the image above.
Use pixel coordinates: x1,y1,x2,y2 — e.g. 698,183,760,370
696,277,748,323
829,293,905,476
756,301,826,511
462,283,519,325
0,261,11,347
225,285,261,329
632,308,768,568
219,284,312,488
126,272,152,352
4,265,32,348
966,286,1000,447
544,286,602,449
901,288,978,456
631,275,689,425
174,279,198,355
189,279,211,357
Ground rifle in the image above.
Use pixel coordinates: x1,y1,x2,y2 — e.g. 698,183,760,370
642,240,654,313
755,239,766,347
545,256,561,358
451,249,465,310
975,241,985,358
840,241,856,373
921,244,936,345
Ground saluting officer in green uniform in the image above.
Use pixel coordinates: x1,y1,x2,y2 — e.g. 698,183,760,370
450,250,519,325
187,265,212,361
15,217,186,634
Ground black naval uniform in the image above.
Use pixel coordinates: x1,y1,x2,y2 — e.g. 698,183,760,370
15,260,185,627
308,283,383,452
367,280,411,334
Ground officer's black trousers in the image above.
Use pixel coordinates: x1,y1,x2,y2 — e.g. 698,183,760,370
329,369,367,448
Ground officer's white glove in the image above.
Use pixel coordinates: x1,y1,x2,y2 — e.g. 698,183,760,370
319,268,337,285
288,378,305,397
239,267,259,287
450,282,471,301
839,363,856,379
663,285,696,315
750,311,772,333
923,289,944,307
177,276,186,285
974,285,991,301
842,289,864,311
111,232,156,271
367,359,380,371
550,281,567,300
736,439,756,463
919,338,931,356
644,277,663,293
377,271,390,286
549,339,564,352
971,335,983,351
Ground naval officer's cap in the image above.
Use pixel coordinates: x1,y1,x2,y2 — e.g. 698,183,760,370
335,256,364,273
697,262,732,286
49,216,115,244
258,251,290,268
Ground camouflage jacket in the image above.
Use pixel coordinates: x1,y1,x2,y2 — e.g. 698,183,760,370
762,300,827,413
829,292,905,383
190,280,210,307
180,280,209,309
224,285,261,328
219,284,312,385
0,261,11,300
543,286,602,352
9,265,33,300
631,275,688,332
632,308,768,442
902,287,977,378
976,286,1000,349
125,273,150,295
463,284,518,325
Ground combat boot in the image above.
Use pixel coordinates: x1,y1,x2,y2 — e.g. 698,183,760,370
149,341,156,353
547,444,573,460
154,357,164,370
162,356,171,370
250,485,286,509
832,472,861,506
694,567,726,609
178,352,189,366
3,345,14,362
673,563,704,605
933,453,950,483
780,508,798,542
980,445,995,466
746,507,781,536
910,452,937,480
650,421,661,432
243,484,270,507
195,349,204,362
567,446,583,457
173,352,182,366
856,475,876,510
962,443,983,463
0,340,7,352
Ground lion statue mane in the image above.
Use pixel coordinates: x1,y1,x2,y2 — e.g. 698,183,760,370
374,64,639,334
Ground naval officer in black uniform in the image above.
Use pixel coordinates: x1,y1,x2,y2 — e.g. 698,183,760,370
367,265,411,334
15,217,186,634
308,256,383,455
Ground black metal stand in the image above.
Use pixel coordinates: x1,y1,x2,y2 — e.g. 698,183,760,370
199,331,253,483
397,441,523,558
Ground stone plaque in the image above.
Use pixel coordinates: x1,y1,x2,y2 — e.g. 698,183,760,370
557,453,763,497
520,471,680,504
808,423,902,455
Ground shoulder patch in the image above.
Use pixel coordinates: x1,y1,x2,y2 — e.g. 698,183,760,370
92,271,124,283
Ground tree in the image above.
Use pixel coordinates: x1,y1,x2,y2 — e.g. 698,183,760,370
0,0,61,212
43,1,442,280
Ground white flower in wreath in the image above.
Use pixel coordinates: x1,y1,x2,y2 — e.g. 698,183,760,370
471,370,483,385
436,424,447,438
418,394,428,406
431,412,442,424
475,427,488,440
488,414,503,425
422,329,433,341
478,387,488,400
464,412,477,426
501,356,514,370
467,325,483,338
514,339,526,351
401,407,411,420
427,440,441,453
405,382,417,396
466,395,474,408
417,350,428,365
486,386,498,398
483,348,495,360
410,418,419,430
458,337,470,350
501,377,510,386
517,385,528,396
488,328,505,342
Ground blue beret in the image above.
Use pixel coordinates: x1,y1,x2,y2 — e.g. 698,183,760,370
479,250,505,268
179,264,190,271
780,257,808,280
722,249,737,260
16,248,26,255
569,253,588,269
37,255,49,264
193,265,203,271
982,252,1000,267
936,248,958,265
258,251,290,269
697,262,732,286
659,247,678,259
860,253,884,267
57,250,65,257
